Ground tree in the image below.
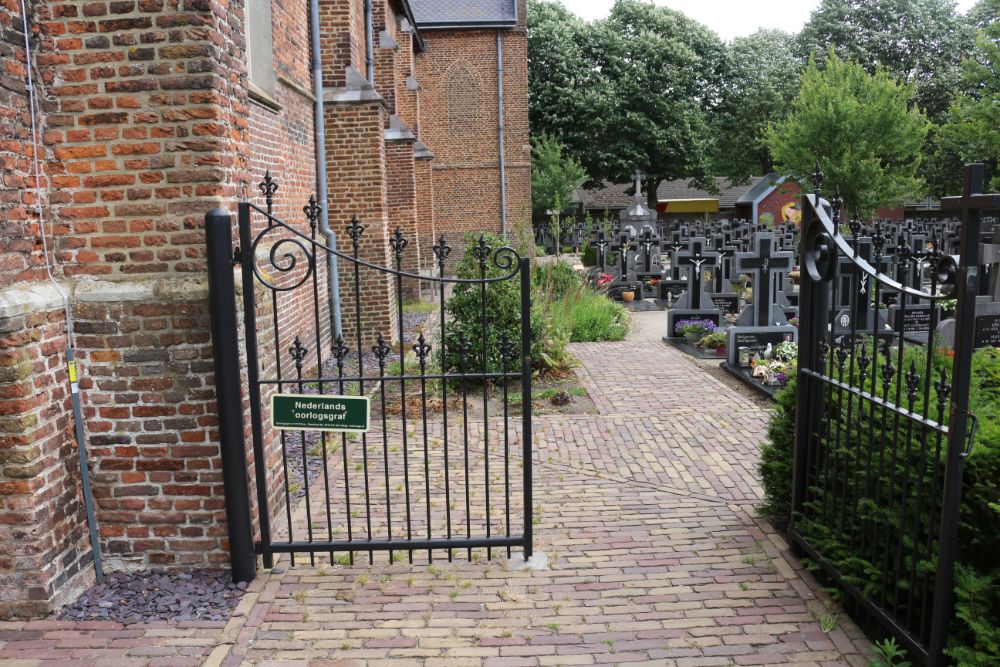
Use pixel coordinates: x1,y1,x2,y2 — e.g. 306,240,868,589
527,0,609,170
528,0,726,209
712,30,804,180
796,0,975,123
531,134,585,257
933,0,1000,192
766,52,930,217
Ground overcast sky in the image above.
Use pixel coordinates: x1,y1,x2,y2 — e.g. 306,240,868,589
565,0,981,41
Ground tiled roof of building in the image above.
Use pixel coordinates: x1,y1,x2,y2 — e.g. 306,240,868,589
574,177,761,211
409,0,517,28
735,173,783,204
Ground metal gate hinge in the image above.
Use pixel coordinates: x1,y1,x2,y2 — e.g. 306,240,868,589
961,411,979,459
232,247,243,266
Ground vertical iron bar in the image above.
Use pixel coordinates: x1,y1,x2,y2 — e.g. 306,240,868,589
520,258,533,559
479,246,491,560
437,241,452,562
394,235,413,563
349,220,371,564
238,203,274,569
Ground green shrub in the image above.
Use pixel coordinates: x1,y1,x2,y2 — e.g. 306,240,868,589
581,244,597,267
758,346,1000,664
443,232,529,374
533,259,581,294
568,289,629,342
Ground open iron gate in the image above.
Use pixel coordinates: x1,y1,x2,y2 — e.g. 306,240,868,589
791,166,989,665
206,176,533,578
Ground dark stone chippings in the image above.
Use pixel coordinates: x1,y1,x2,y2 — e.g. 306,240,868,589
55,569,245,624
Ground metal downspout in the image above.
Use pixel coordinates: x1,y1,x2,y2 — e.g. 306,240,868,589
365,0,375,83
497,30,508,239
310,0,343,337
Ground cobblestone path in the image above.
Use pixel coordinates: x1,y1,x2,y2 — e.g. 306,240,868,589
0,312,872,666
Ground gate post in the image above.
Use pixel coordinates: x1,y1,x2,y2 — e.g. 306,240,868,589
205,208,257,583
928,164,984,663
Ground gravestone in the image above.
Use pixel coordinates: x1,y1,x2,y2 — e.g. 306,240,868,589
733,233,794,327
726,232,797,366
938,223,1000,348
666,238,722,337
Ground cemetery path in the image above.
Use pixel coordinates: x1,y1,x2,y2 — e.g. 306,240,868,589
0,313,872,667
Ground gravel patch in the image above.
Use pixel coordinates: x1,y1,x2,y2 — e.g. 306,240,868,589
56,569,245,624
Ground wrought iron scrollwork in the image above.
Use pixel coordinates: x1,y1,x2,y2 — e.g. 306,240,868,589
413,333,432,367
346,215,365,250
289,336,308,373
803,220,837,283
259,171,278,216
303,195,321,235
390,227,409,261
372,334,392,364
249,229,315,292
332,335,350,368
432,235,452,272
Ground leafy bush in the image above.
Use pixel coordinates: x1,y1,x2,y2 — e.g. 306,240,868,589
581,244,597,267
533,259,581,294
758,346,1000,664
567,289,629,342
443,232,531,374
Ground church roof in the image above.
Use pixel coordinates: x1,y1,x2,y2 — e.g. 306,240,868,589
409,0,518,29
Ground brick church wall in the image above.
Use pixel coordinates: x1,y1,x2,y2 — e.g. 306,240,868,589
414,0,532,266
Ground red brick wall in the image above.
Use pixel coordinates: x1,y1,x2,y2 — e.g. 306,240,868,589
0,294,91,618
319,0,366,87
324,101,398,345
414,3,532,263
0,1,43,289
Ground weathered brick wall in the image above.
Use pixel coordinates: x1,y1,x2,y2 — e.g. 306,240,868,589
0,0,41,289
319,0,366,88
414,2,532,266
74,279,223,568
323,100,398,345
0,288,91,619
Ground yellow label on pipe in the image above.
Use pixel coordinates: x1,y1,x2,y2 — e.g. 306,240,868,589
68,361,77,383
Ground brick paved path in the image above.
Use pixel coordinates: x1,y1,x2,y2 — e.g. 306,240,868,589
0,312,872,666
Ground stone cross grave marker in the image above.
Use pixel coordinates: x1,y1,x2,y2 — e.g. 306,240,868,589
734,232,794,327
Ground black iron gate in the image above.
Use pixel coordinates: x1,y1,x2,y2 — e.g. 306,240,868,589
791,166,989,665
206,176,533,577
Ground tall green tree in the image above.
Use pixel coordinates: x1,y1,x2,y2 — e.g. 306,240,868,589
528,0,726,208
712,30,804,180
932,0,1000,192
796,0,975,123
591,1,727,207
766,53,930,217
527,0,609,170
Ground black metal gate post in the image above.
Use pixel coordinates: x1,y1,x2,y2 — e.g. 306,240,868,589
205,208,257,583
928,164,988,661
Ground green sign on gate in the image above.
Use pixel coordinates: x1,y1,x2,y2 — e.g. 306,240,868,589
270,394,370,433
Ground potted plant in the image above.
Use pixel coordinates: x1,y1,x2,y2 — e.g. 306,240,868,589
699,331,728,356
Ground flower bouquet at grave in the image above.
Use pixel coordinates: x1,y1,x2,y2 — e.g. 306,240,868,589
774,341,798,362
675,318,717,342
750,355,793,386
698,330,728,356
